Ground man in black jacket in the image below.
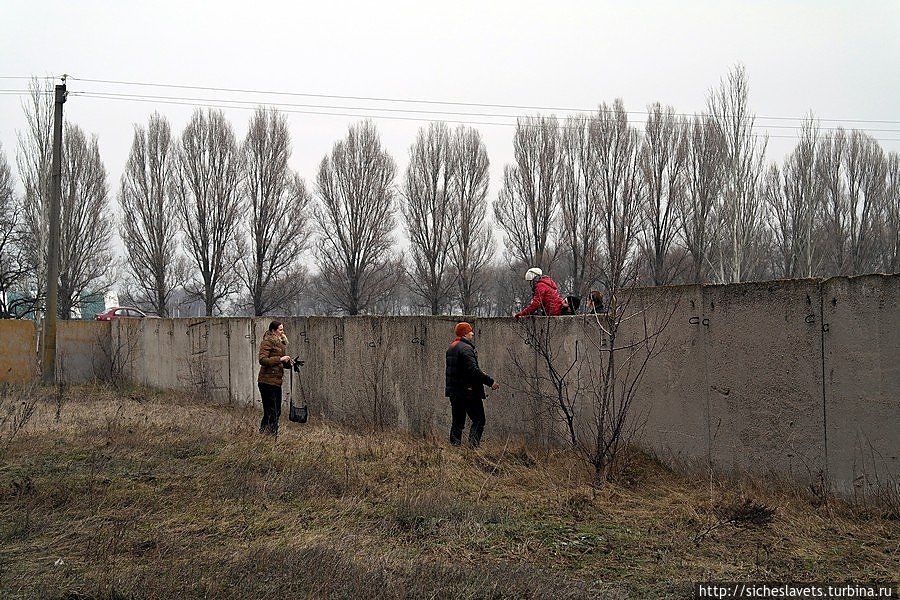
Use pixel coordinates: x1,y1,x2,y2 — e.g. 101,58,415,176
445,322,500,447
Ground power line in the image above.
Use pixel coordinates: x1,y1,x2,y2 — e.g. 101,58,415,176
71,92,523,129
4,83,900,141
5,74,900,126
67,75,900,126
63,90,900,134
68,92,900,142
0,76,57,80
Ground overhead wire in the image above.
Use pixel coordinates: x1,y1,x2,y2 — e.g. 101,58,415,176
64,90,900,133
62,91,900,142
2,77,900,141
66,76,900,126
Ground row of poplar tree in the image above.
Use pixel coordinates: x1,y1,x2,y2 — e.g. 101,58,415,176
0,66,897,318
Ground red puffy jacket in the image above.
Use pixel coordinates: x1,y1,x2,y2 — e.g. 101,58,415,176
516,276,567,317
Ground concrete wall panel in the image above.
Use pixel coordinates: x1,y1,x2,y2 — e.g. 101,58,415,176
57,320,110,382
226,318,256,405
0,320,37,384
823,275,900,494
304,317,346,422
472,317,535,441
703,280,825,483
627,285,710,466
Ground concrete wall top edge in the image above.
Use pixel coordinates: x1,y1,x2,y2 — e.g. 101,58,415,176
632,273,898,296
4,274,891,329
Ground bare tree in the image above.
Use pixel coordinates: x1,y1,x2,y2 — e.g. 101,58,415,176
314,121,399,315
448,126,493,315
582,102,676,477
239,108,312,316
171,109,244,316
119,113,184,316
371,258,411,316
15,79,54,316
592,100,644,293
57,124,114,318
708,64,769,283
764,119,822,278
479,262,520,317
844,132,888,275
639,103,687,285
583,101,657,477
818,129,887,275
509,290,674,481
494,116,561,271
401,123,456,315
680,114,725,283
557,114,602,298
883,152,900,273
817,130,846,275
16,81,112,319
0,143,29,318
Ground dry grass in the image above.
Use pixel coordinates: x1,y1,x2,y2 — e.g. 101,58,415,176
0,383,896,599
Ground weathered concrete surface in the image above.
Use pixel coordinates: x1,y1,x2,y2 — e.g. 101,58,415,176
702,279,826,481
57,320,111,382
823,276,900,497
0,274,896,495
0,319,37,384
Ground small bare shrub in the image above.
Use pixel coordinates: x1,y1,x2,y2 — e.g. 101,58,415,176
0,382,41,455
695,495,776,543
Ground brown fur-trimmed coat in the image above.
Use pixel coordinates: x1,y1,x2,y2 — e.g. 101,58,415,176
258,331,288,387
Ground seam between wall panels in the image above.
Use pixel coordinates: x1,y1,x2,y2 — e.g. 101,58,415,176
819,281,829,486
703,286,712,471
226,320,232,404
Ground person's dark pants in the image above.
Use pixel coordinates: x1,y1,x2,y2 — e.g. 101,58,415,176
258,382,282,435
449,394,486,447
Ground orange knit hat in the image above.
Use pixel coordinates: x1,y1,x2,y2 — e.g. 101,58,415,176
454,322,473,338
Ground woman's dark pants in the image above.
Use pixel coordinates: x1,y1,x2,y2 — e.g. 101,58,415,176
258,382,282,435
449,395,486,447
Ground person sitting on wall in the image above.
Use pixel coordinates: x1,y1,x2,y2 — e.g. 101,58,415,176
514,267,572,318
445,322,499,447
257,320,293,435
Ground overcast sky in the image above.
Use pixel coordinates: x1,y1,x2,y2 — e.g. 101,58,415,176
2,0,899,223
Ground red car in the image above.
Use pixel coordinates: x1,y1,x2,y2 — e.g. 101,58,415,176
96,306,155,321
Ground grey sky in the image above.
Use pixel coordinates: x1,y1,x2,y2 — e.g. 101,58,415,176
2,0,899,223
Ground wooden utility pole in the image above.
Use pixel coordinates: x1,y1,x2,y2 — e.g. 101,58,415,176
41,80,67,384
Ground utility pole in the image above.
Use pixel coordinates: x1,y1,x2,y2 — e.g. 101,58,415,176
41,78,67,384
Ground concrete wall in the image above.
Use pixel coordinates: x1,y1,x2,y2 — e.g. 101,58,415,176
1,274,897,495
57,320,111,382
0,319,38,384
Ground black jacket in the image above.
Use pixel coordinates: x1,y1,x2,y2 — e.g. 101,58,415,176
445,337,494,399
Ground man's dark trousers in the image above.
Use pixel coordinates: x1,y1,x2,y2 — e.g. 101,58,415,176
449,394,485,447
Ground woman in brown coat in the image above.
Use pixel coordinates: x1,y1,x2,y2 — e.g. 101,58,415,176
258,321,292,435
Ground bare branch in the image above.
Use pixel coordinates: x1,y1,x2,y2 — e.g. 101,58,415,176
57,124,114,319
401,122,456,315
707,64,769,283
557,115,603,298
119,112,183,316
238,107,312,316
448,126,493,315
314,121,399,315
494,115,561,271
638,103,687,285
171,109,244,316
0,143,30,318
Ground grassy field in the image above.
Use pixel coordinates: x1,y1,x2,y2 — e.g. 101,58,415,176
0,384,896,599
